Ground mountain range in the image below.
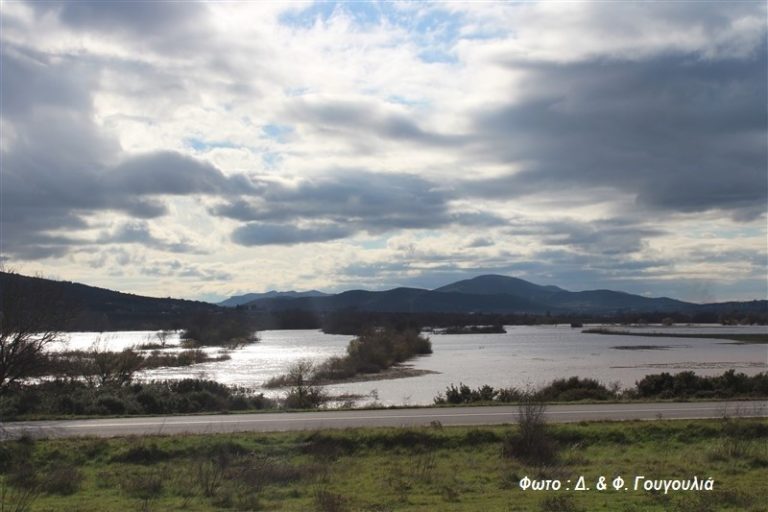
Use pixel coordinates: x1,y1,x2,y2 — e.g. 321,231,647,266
226,274,765,315
2,272,764,332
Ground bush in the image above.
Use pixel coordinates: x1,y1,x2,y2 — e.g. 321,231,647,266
111,442,170,465
181,310,256,347
95,395,127,415
321,328,431,379
537,377,614,402
121,468,165,511
635,371,767,399
502,394,558,466
9,378,277,418
434,383,520,404
41,464,83,495
284,386,324,410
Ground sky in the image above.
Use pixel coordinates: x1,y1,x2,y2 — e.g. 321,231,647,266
1,1,766,303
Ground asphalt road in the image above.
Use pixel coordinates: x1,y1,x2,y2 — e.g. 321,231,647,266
2,401,765,440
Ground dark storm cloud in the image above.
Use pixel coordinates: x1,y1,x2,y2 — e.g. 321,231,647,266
212,171,447,223
466,237,495,248
533,219,665,255
232,223,354,246
1,147,252,258
107,152,256,197
211,170,507,245
1,48,91,117
28,1,211,54
285,98,465,146
56,1,204,33
466,48,767,220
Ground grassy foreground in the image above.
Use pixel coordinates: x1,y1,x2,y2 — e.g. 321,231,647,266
1,418,766,511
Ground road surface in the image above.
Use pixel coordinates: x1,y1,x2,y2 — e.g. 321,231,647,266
1,401,765,440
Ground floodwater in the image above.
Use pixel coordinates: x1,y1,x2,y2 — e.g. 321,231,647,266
55,325,768,406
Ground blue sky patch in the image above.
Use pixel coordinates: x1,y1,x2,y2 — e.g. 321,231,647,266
184,138,239,152
279,1,463,63
262,151,283,169
262,124,294,143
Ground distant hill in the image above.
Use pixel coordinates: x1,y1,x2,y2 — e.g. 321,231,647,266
245,286,549,314
0,271,218,331
219,290,328,307
434,274,564,302
242,274,765,316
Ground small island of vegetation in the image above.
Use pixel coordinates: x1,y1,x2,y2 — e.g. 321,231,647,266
583,327,768,344
429,324,506,335
266,327,433,390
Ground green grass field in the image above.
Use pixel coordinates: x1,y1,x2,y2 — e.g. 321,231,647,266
1,418,766,511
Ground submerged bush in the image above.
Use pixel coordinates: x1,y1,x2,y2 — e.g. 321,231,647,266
180,310,257,347
265,328,432,396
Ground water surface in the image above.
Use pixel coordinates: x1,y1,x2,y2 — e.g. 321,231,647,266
53,325,767,406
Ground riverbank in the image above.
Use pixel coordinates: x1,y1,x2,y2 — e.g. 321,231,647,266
583,328,768,344
317,365,439,386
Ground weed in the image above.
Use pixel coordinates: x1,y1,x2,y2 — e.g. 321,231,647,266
120,468,165,512
0,474,40,512
408,450,437,482
304,432,357,460
502,393,559,466
41,464,83,495
539,494,583,512
194,457,227,498
111,441,169,465
314,487,348,512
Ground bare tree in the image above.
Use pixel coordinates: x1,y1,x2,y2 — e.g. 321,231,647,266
88,343,144,387
283,359,324,409
0,270,68,393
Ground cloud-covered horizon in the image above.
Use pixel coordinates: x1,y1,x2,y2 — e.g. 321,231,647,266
1,1,766,303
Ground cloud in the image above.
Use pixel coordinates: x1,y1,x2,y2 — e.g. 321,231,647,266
284,96,464,147
1,0,765,301
99,221,205,254
465,49,767,220
534,219,665,256
466,237,494,248
455,1,766,62
0,45,257,259
105,152,255,197
232,222,353,246
28,1,212,56
212,170,508,244
140,260,233,281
